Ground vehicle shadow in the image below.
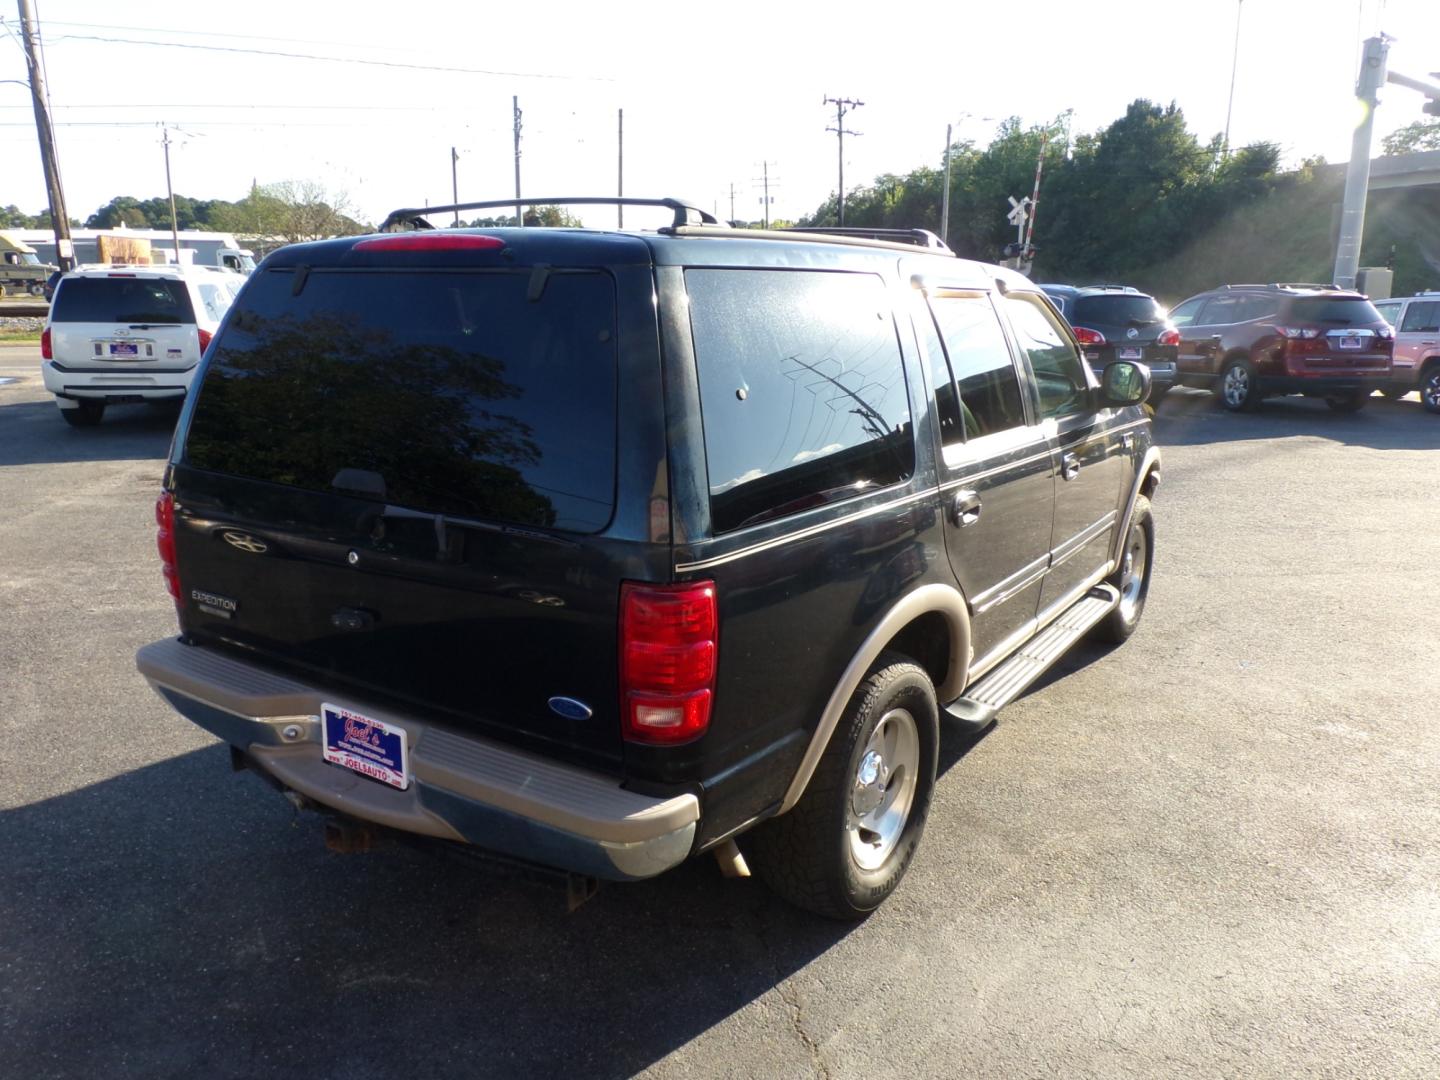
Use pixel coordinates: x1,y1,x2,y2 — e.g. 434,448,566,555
1150,388,1440,451
0,398,178,466
3,745,870,1080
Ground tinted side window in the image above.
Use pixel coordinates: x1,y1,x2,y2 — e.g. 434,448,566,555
1373,301,1402,327
1235,296,1279,322
1005,293,1090,419
1400,301,1440,333
1169,297,1207,327
928,294,1025,438
686,269,914,534
185,268,618,533
52,277,195,324
915,297,964,447
197,283,235,322
1200,295,1247,325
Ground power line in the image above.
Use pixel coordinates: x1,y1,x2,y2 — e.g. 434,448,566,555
41,32,611,81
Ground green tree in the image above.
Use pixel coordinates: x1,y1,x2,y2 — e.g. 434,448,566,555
1382,118,1440,155
86,196,151,228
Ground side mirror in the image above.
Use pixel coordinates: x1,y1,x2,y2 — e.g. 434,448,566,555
1100,361,1151,407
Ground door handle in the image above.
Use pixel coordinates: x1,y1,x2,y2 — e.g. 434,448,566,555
951,489,981,527
1061,452,1081,481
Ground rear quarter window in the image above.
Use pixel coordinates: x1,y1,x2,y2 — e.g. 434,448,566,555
51,277,195,324
183,267,618,533
685,268,914,534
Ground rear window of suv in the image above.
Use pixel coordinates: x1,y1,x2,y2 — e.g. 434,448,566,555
1283,297,1385,326
51,277,195,324
183,268,618,533
686,269,914,534
1070,295,1166,326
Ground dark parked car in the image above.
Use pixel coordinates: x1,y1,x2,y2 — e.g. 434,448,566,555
1169,283,1394,411
1039,284,1178,404
136,197,1160,920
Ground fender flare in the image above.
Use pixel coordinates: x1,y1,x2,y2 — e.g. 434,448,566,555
778,582,971,814
1111,445,1161,569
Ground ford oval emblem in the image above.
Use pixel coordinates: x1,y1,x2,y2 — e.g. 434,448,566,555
547,696,593,722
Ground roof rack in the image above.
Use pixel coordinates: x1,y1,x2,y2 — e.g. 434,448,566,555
1221,282,1343,292
779,226,951,252
378,197,718,233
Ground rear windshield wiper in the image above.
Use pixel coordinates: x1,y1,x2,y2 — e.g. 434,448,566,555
127,322,182,329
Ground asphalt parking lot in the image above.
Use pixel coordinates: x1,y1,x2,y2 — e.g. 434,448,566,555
3,343,1439,1079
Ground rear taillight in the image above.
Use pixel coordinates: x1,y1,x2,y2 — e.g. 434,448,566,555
1157,329,1180,347
155,492,180,602
197,328,213,353
620,581,717,744
352,234,506,252
41,328,51,360
1275,326,1320,339
1072,326,1106,345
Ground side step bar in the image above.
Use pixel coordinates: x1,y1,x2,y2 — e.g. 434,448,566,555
942,583,1120,730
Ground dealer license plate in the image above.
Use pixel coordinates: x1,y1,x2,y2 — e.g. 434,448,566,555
1336,336,1362,350
321,703,409,790
1118,347,1143,360
108,342,139,357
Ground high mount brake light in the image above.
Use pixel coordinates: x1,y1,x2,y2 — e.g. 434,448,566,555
156,492,180,602
1073,326,1106,345
620,581,717,745
352,234,506,253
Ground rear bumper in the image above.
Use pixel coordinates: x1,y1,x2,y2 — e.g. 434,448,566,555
135,638,700,881
1258,374,1388,395
43,359,196,401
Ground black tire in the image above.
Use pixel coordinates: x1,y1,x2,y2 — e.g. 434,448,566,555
1422,366,1440,415
1325,392,1367,412
1095,495,1154,643
748,656,939,920
59,400,104,427
1219,358,1260,412
28,282,45,297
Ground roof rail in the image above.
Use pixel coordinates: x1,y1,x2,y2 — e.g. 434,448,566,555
664,224,958,256
1271,282,1342,291
779,226,951,252
378,197,718,233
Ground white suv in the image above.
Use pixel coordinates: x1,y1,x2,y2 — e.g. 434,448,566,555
41,264,243,426
1374,293,1440,413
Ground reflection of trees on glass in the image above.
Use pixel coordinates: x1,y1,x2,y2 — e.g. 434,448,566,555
186,310,554,528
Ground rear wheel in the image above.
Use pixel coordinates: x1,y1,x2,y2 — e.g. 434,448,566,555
1423,367,1440,415
1325,392,1367,412
1220,359,1260,412
59,400,105,427
28,282,44,297
748,656,939,920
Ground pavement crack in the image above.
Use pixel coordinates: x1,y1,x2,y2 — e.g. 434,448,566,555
777,978,832,1080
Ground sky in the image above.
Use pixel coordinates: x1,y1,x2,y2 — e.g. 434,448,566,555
2,0,1437,233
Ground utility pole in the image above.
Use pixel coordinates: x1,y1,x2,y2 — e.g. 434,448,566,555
753,161,778,228
941,124,953,243
161,126,181,264
17,0,74,269
451,146,460,226
1333,35,1389,288
618,108,624,229
513,95,523,227
1223,0,1244,157
823,95,863,226
728,182,737,225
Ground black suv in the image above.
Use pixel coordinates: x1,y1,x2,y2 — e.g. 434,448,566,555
136,197,1160,919
1169,283,1394,411
1039,284,1179,404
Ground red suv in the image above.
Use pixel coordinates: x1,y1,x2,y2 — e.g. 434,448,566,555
1168,284,1394,411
